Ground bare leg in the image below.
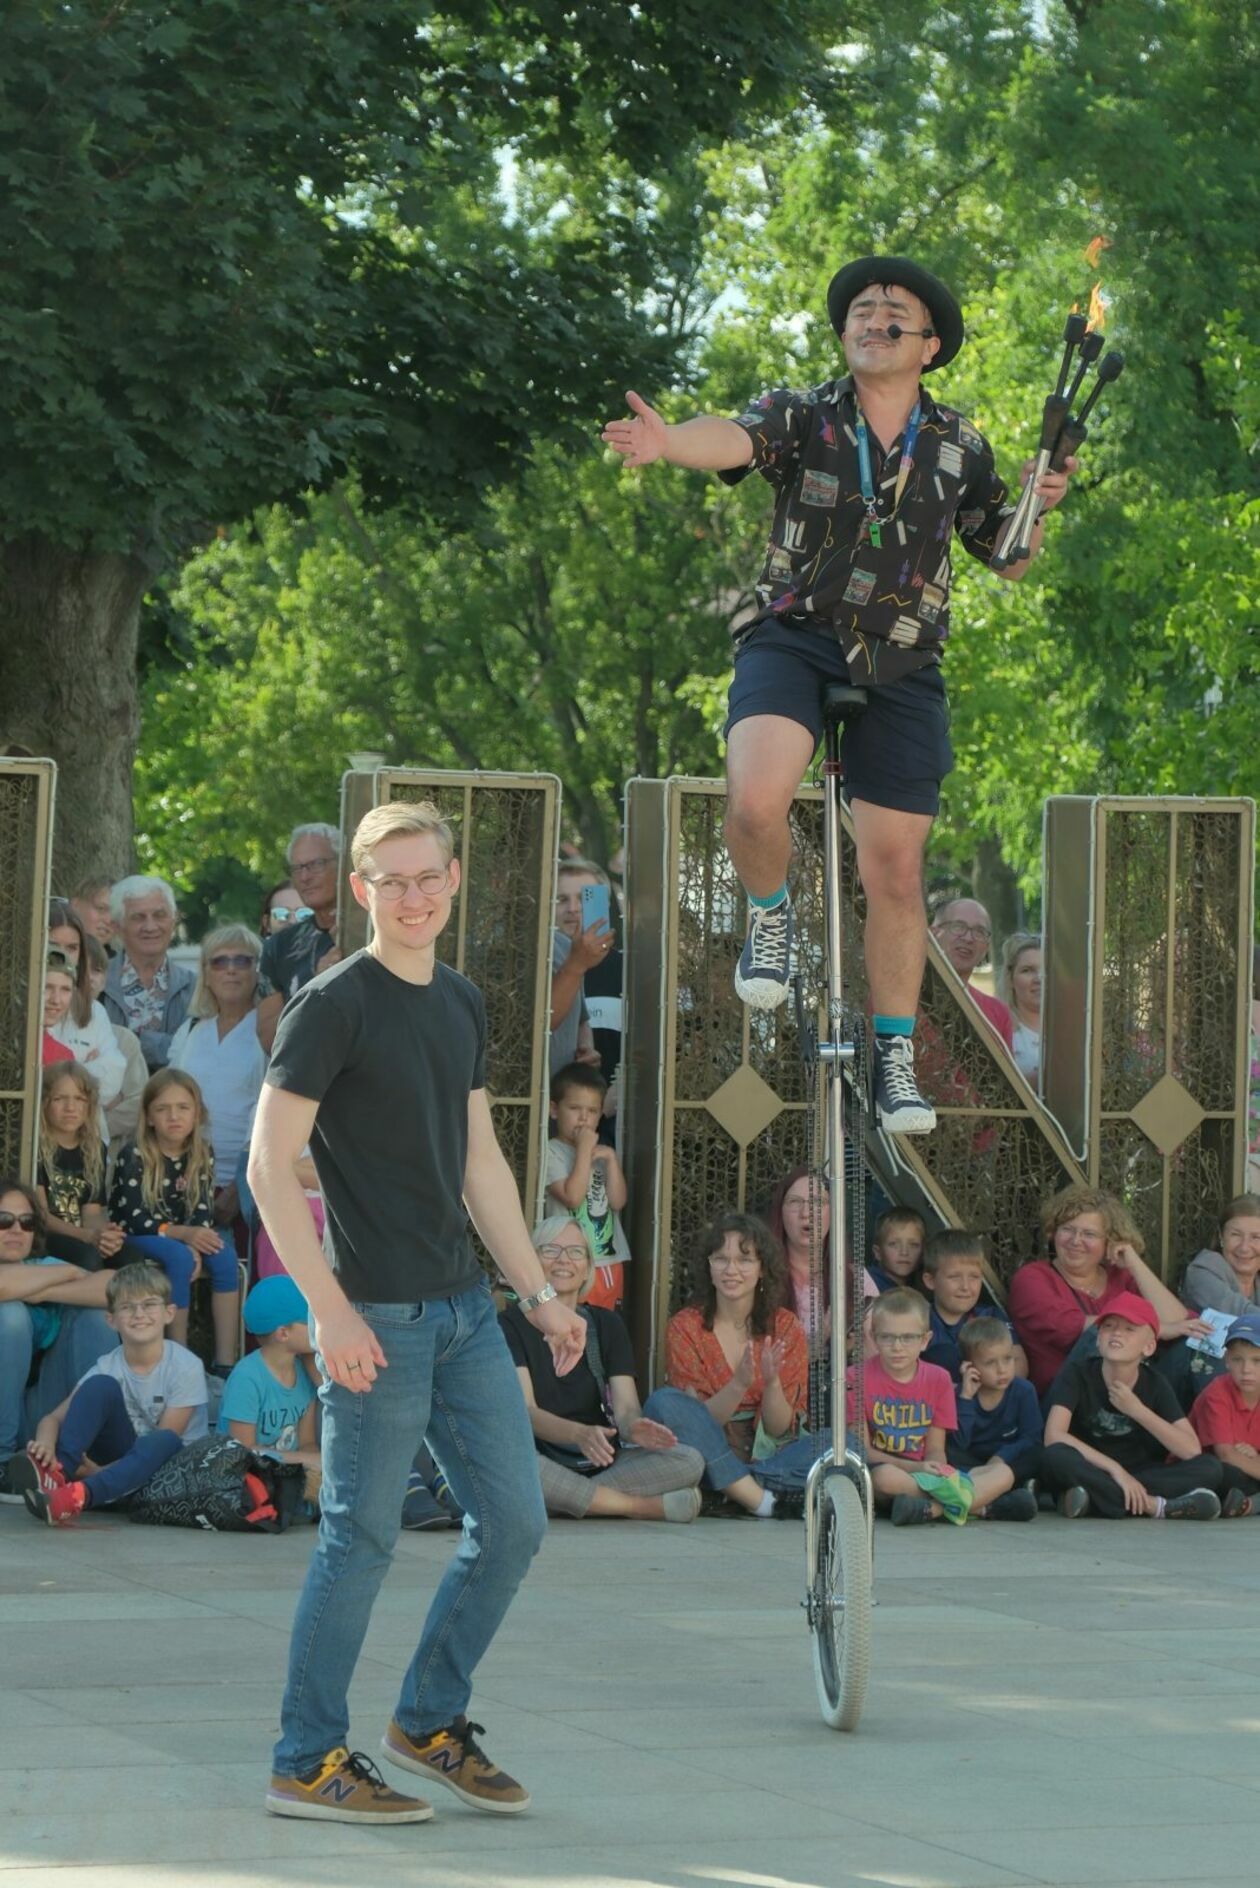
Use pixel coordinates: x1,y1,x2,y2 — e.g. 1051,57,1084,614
211,1289,239,1368
725,715,818,897
585,1487,667,1519
722,1471,774,1513
849,798,933,1016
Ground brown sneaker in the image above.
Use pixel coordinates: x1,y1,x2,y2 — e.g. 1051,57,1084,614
382,1716,530,1814
266,1746,434,1823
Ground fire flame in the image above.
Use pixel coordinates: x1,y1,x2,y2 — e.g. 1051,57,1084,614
1087,281,1109,332
1084,235,1111,267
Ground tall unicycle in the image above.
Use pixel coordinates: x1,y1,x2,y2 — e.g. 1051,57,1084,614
802,681,874,1732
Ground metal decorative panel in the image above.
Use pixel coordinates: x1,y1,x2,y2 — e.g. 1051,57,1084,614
0,759,56,1181
337,769,560,1227
623,775,1082,1378
1043,797,1255,1277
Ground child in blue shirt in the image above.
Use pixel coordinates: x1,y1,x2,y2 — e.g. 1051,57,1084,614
948,1316,1041,1518
921,1231,1027,1382
219,1276,319,1471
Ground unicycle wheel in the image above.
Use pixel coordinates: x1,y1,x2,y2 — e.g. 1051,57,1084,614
810,1470,872,1732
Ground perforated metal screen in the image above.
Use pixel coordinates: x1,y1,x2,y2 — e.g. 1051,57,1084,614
0,760,56,1181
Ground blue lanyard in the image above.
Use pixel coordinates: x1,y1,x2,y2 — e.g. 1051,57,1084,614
855,398,921,549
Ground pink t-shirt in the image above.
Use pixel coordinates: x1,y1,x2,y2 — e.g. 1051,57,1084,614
1007,1260,1134,1394
968,985,1016,1053
846,1357,957,1460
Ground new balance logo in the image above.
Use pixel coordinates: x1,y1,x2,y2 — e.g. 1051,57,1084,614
319,1775,358,1803
430,1745,463,1774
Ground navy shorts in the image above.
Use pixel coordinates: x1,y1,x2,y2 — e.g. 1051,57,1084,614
725,621,954,816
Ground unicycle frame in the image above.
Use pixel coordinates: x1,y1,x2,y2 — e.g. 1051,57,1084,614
803,695,874,1623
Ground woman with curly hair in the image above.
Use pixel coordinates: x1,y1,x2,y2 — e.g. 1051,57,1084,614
642,1210,818,1516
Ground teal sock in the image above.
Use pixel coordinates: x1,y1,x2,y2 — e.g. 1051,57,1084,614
747,885,788,911
874,1014,916,1037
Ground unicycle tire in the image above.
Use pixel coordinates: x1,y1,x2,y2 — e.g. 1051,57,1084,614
810,1470,872,1732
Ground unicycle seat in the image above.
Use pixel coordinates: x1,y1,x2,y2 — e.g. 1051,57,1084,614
822,683,868,725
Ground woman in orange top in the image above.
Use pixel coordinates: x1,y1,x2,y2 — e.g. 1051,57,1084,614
642,1211,815,1518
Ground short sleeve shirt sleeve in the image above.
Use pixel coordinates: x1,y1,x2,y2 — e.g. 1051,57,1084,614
593,1306,638,1380
954,435,1014,568
720,387,814,490
267,982,358,1104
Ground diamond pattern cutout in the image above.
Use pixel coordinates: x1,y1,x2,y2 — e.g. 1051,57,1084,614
1129,1073,1205,1157
704,1064,784,1148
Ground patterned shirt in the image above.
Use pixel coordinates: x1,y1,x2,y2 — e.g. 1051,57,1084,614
118,955,171,1037
722,375,1014,684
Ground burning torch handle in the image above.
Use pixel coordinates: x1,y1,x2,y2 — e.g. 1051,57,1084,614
991,394,1069,569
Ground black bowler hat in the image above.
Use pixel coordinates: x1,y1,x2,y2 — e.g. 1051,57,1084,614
826,255,964,371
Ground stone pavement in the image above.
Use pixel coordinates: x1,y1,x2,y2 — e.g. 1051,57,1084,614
1,1501,1258,1886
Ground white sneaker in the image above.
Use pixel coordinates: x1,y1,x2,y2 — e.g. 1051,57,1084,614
734,900,794,1010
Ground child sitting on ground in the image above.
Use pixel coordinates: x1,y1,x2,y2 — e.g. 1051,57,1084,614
108,1068,239,1373
847,1288,1016,1526
12,1260,208,1526
867,1207,926,1293
1041,1292,1226,1520
948,1317,1041,1520
546,1061,630,1310
1189,1310,1260,1515
218,1277,321,1486
921,1230,1027,1381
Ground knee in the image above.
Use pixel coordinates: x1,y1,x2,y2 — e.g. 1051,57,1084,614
0,1299,34,1350
208,1249,240,1292
857,842,925,907
725,785,788,845
674,1445,705,1485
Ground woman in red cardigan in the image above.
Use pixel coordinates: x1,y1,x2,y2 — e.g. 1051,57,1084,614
1009,1184,1206,1396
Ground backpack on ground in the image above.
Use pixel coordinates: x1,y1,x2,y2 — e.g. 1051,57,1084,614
127,1435,306,1533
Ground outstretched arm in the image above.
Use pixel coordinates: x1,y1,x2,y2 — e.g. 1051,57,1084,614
601,392,752,472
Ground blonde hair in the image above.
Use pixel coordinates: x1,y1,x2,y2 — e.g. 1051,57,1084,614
187,924,263,1019
1040,1183,1145,1259
997,931,1041,1009
531,1214,596,1296
137,1069,216,1218
870,1286,931,1332
351,800,455,873
106,1260,171,1311
39,1061,105,1197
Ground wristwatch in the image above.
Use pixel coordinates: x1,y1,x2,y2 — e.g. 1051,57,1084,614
518,1281,558,1314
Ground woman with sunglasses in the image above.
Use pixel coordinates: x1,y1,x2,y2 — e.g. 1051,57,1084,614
168,925,268,1239
0,1180,117,1502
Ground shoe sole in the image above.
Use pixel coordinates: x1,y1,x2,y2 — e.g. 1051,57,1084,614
733,973,791,1010
876,1104,937,1135
265,1792,434,1823
380,1738,530,1814
6,1456,54,1523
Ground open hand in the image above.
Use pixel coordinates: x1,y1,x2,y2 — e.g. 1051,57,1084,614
760,1336,788,1386
315,1302,388,1393
627,1416,678,1452
577,1424,619,1468
601,391,669,468
182,1226,224,1257
732,1340,760,1391
530,1296,587,1376
1110,1465,1150,1515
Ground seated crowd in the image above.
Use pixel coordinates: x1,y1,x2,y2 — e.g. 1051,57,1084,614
4,840,1259,1545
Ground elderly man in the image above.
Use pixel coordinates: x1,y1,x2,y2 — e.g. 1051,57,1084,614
257,823,343,1052
603,254,1076,1135
99,876,195,1070
930,897,1015,1054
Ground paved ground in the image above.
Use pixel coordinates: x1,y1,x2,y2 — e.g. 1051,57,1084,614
1,1501,1258,1886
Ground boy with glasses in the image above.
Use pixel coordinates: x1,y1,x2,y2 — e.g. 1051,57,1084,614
13,1260,207,1525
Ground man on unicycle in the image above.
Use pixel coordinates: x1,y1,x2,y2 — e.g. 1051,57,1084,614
602,255,1075,1134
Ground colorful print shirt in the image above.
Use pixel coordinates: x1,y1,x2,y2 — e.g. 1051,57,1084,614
118,955,170,1037
721,375,1015,684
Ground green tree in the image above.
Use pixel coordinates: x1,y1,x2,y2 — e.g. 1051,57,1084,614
0,0,840,882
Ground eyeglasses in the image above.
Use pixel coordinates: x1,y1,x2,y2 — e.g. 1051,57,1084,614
113,1298,166,1317
362,870,452,901
0,1211,36,1232
270,905,313,924
711,1254,761,1270
874,1331,924,1347
291,856,337,876
936,920,991,941
1057,1227,1104,1246
208,954,256,971
537,1243,589,1260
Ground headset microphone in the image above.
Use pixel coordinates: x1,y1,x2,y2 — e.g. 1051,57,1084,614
885,323,935,340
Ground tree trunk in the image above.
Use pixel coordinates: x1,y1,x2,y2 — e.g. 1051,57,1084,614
0,535,149,886
971,834,1026,958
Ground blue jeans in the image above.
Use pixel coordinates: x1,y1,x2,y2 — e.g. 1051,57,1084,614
273,1282,547,1777
643,1386,832,1493
0,1302,118,1462
57,1375,182,1506
128,1234,238,1307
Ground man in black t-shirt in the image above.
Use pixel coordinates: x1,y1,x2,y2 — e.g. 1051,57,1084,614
603,255,1078,1136
252,800,585,1828
1040,1293,1224,1520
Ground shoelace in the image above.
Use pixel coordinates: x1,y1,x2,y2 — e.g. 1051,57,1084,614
748,903,790,973
456,1719,491,1766
878,1036,923,1104
341,1750,392,1790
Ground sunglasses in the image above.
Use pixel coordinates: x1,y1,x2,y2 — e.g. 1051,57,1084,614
269,905,313,924
208,954,257,970
0,1211,37,1232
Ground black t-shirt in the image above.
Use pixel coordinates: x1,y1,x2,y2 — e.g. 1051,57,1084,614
108,1143,215,1233
260,916,336,1003
266,950,486,1302
582,946,623,1092
500,1300,636,1468
38,1144,105,1226
1047,1356,1184,1471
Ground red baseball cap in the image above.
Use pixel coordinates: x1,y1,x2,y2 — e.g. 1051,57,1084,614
1097,1291,1160,1337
